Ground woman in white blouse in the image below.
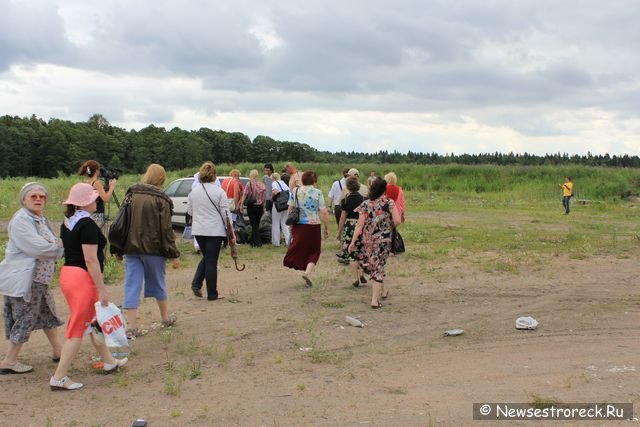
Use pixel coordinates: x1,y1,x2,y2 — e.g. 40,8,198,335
188,162,236,301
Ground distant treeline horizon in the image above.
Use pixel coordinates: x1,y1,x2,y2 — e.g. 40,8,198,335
1,113,639,178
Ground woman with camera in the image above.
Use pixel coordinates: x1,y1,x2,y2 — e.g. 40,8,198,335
79,160,117,231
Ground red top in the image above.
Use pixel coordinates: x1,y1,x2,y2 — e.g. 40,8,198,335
386,184,405,216
221,178,243,198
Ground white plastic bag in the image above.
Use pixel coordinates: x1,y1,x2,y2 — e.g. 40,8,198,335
95,302,129,348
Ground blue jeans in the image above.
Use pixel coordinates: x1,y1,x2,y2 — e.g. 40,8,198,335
192,236,224,300
562,196,571,214
123,255,167,309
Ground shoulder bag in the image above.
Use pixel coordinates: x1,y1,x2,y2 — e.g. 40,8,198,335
285,188,301,226
243,182,257,207
274,182,290,212
108,191,133,254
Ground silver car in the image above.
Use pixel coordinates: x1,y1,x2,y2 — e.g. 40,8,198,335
165,176,250,226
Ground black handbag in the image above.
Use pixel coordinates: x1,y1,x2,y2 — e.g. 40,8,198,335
285,188,300,226
108,191,132,254
391,228,405,254
243,182,257,207
274,182,290,212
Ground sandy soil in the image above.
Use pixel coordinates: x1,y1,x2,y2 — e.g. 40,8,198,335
0,234,638,426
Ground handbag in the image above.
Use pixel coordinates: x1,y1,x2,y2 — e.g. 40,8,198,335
243,182,257,207
391,228,405,254
0,257,36,301
285,188,301,226
274,182,290,212
108,191,132,254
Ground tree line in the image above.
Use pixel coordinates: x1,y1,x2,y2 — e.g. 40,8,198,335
1,114,639,178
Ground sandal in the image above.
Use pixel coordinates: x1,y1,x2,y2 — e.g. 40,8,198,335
382,290,390,299
371,302,382,309
126,328,148,340
49,375,83,391
0,362,33,375
352,281,360,288
161,315,177,328
302,274,313,287
103,357,128,374
359,275,367,284
51,355,61,363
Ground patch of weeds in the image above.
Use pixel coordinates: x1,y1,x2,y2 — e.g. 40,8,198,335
385,386,408,395
297,384,306,391
177,337,201,357
161,328,175,346
216,343,235,366
225,328,237,337
244,352,256,367
170,409,183,418
529,393,560,409
190,359,202,379
433,247,449,256
46,416,53,427
308,348,353,365
320,301,345,309
274,355,284,364
164,371,180,396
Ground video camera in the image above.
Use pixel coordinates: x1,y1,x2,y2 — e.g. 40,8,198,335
100,166,122,182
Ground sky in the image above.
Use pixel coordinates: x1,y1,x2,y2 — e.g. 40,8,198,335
1,0,639,155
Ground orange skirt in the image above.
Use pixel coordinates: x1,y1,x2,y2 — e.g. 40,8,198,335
59,266,98,339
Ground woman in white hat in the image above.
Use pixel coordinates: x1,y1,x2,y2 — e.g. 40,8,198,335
50,183,127,391
0,183,64,375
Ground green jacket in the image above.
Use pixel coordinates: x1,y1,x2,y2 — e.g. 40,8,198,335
123,184,179,259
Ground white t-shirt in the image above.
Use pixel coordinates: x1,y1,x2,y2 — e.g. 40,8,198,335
272,180,290,194
328,178,346,206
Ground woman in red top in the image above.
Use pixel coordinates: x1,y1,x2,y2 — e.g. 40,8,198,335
220,169,243,221
384,172,405,222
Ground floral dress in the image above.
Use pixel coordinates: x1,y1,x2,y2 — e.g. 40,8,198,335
339,192,365,263
355,196,396,282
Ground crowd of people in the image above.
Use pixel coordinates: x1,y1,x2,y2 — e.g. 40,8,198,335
0,160,577,390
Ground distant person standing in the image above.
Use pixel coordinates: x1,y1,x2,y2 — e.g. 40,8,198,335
328,168,349,225
560,177,573,215
263,163,274,212
285,162,303,189
78,160,117,231
367,171,377,188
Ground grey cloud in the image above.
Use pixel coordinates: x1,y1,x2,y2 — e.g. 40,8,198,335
0,1,74,70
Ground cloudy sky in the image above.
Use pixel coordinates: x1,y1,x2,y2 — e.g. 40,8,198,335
1,0,639,155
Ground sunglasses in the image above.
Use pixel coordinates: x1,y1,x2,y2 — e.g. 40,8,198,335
29,194,47,200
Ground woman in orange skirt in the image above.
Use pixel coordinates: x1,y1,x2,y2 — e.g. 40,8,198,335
49,183,127,391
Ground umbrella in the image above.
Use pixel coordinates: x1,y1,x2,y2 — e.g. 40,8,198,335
224,216,245,271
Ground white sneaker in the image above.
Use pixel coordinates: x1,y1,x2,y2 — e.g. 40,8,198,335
103,357,128,374
50,376,83,391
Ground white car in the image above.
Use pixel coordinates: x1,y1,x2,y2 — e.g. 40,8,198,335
165,176,250,226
